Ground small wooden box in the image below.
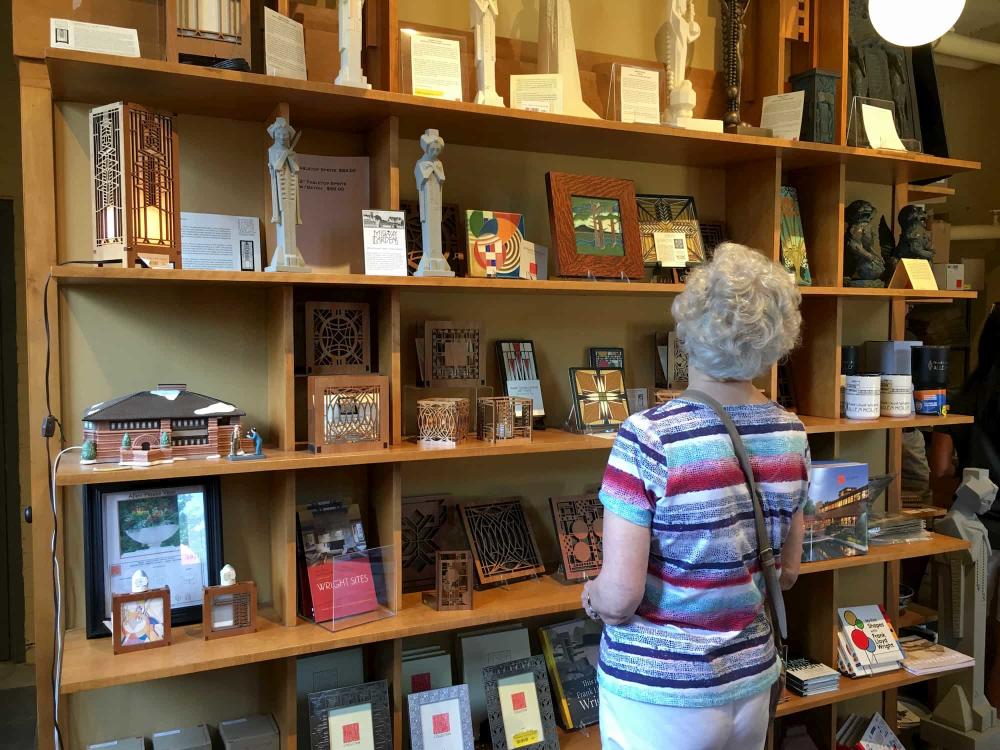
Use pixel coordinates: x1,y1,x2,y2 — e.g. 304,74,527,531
417,397,470,447
307,375,390,453
112,586,172,655
202,580,258,640
422,551,474,611
477,397,533,444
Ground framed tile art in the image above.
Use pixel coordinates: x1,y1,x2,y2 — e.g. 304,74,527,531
568,368,629,432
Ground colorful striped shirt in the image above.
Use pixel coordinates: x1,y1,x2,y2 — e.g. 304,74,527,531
597,397,809,708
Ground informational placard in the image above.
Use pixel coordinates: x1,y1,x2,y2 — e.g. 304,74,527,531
861,103,906,151
264,7,307,80
298,155,371,272
510,74,565,114
889,258,938,290
362,210,407,277
619,66,661,125
496,673,545,749
760,91,805,140
50,18,140,57
410,34,463,101
653,231,688,267
180,213,261,271
505,380,545,417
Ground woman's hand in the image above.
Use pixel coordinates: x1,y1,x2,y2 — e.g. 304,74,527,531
583,512,651,625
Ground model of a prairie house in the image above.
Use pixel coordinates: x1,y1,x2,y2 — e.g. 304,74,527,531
81,385,246,465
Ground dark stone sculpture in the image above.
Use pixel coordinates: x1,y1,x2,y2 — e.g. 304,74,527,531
844,200,886,288
790,68,841,144
877,204,934,282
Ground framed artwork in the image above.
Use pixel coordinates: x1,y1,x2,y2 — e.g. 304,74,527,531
700,221,726,259
496,340,545,420
401,200,466,277
779,186,813,286
305,302,372,375
545,172,644,280
568,368,629,432
424,321,484,388
112,587,171,654
483,656,560,750
627,387,650,414
635,194,705,266
655,332,688,389
466,210,529,279
308,680,392,750
202,580,257,640
459,498,546,586
84,478,223,639
408,684,475,750
306,375,390,453
588,347,624,370
549,494,604,582
402,494,449,593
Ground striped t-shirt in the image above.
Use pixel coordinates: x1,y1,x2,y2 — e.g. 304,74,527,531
597,397,809,708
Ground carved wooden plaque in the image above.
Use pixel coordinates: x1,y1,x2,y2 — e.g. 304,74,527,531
550,494,604,582
460,498,545,586
305,301,371,375
424,321,484,388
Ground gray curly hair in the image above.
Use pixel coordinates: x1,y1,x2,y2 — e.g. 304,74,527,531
671,243,802,381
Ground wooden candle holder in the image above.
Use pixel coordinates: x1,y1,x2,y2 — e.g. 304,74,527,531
417,397,470,447
307,375,390,453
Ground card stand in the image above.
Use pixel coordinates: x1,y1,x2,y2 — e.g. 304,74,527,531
583,270,631,284
308,545,397,634
561,404,619,437
403,384,494,436
604,62,667,125
847,96,913,150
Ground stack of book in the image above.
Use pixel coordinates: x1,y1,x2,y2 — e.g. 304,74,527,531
785,658,840,697
539,618,601,730
867,513,929,545
836,713,903,750
899,636,975,675
837,605,904,678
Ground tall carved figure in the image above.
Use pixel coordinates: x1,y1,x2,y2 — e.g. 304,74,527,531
335,0,371,89
414,129,455,278
471,0,504,106
720,0,751,130
266,117,311,273
666,0,701,122
538,0,599,119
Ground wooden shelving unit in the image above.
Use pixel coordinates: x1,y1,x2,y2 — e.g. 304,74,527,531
13,2,981,749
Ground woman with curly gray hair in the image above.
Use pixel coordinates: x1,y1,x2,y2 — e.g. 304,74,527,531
582,244,809,750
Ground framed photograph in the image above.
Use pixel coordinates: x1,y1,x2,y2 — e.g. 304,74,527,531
84,478,223,639
112,587,171,655
568,368,630,433
636,194,705,267
588,346,624,370
483,655,559,750
545,172,643,280
408,684,475,750
496,340,545,420
308,680,392,750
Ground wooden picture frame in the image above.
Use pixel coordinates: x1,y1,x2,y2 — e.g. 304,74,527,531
112,587,172,655
588,347,624,370
408,684,475,750
424,321,484,388
305,302,372,375
549,494,604,582
307,680,392,750
460,498,545,586
568,368,630,432
306,375,390,453
425,550,474,611
545,172,643,280
483,655,560,750
202,580,258,640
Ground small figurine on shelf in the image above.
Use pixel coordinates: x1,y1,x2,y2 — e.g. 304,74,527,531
229,427,265,462
414,130,455,278
538,0,600,119
335,0,371,89
471,0,504,106
265,117,311,273
221,564,237,586
229,426,243,458
843,200,886,288
249,427,264,457
665,0,700,123
879,204,935,283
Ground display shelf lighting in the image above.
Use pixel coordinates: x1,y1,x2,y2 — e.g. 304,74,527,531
869,0,965,47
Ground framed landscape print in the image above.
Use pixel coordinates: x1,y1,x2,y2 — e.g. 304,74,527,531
568,368,630,432
308,680,392,750
483,656,559,750
84,478,223,639
545,172,643,279
408,684,475,750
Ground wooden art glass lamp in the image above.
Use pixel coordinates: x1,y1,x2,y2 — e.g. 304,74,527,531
165,0,252,65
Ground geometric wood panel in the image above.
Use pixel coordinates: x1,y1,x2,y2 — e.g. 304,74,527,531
305,301,371,375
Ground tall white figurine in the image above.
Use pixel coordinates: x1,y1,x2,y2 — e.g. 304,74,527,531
666,0,701,122
414,129,454,278
335,0,371,89
266,117,311,273
470,0,504,106
537,0,599,119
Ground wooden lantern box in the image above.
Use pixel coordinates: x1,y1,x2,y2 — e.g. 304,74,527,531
477,397,533,444
307,375,390,453
165,0,252,65
202,580,258,640
417,397,470,448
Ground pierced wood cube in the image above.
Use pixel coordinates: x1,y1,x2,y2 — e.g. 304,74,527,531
305,301,371,375
307,375,390,453
417,398,470,448
422,550,474,611
202,580,258,640
424,321,484,388
477,397,533,444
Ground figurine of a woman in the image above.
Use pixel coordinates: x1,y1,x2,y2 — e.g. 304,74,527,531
414,129,454,277
335,0,371,89
666,0,701,122
471,0,504,106
266,117,311,273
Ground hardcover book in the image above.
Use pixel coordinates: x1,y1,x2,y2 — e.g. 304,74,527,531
459,626,530,738
803,461,870,563
838,605,904,668
539,618,601,729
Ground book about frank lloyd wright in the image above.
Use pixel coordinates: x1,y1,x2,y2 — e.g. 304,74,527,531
539,618,601,730
838,605,904,668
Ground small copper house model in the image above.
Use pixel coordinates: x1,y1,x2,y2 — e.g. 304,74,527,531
81,384,246,466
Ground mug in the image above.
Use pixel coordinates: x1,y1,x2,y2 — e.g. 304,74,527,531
880,374,913,418
845,374,880,420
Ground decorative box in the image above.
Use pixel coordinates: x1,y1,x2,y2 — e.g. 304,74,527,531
218,714,280,750
789,68,841,144
306,375,390,453
417,397,470,447
476,397,533,444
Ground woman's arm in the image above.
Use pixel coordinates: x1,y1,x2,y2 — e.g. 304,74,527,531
929,431,956,479
582,512,650,625
779,509,804,591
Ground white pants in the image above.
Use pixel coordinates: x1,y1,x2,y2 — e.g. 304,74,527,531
599,686,770,750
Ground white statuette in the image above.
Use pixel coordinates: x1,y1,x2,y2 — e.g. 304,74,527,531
414,129,455,278
537,0,599,119
471,0,504,106
265,117,311,273
220,564,237,587
131,569,150,593
334,0,371,89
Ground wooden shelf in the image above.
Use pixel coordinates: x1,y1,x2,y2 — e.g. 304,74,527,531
57,534,967,695
798,414,974,434
557,727,601,750
50,265,979,300
45,49,980,184
907,183,956,203
897,603,938,629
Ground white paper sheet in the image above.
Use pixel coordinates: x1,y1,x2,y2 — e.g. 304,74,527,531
510,75,565,114
861,104,906,151
505,380,545,417
653,231,688,267
362,210,407,276
264,7,307,80
410,35,464,101
760,91,805,141
181,212,261,271
50,18,140,57
619,66,661,125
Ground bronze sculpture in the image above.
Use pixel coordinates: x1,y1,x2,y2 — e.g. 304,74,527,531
720,0,751,132
844,200,886,288
878,204,934,282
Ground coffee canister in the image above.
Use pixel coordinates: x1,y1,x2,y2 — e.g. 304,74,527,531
880,374,913,417
912,346,949,415
845,374,881,419
842,346,860,376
